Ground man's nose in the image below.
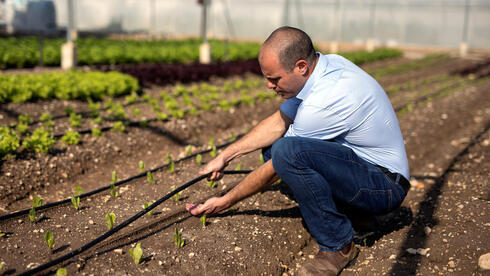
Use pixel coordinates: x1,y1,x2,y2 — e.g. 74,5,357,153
267,81,276,89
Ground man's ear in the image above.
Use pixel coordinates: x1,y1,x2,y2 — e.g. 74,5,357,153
295,60,308,76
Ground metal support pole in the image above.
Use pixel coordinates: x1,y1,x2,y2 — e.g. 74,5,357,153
150,0,156,37
201,0,208,43
282,0,290,26
294,0,304,29
67,0,73,42
366,0,376,52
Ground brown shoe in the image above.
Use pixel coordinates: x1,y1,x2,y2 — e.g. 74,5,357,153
295,241,359,276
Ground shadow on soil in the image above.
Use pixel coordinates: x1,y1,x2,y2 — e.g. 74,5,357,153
389,124,489,276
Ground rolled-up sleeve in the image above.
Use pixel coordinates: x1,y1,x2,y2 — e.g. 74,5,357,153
280,97,303,121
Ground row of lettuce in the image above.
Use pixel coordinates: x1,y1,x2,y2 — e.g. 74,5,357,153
0,36,402,69
0,37,262,68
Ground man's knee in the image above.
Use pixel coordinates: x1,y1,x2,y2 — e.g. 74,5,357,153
271,137,299,164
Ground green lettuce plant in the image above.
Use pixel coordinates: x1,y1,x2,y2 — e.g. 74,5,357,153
200,215,207,228
195,154,202,165
206,179,217,189
22,127,56,153
209,146,217,158
129,242,143,265
105,213,116,230
61,130,80,145
91,127,102,137
173,228,184,248
44,231,54,249
146,171,155,184
69,112,82,128
28,208,37,222
0,126,20,158
166,153,175,173
171,188,181,202
185,145,192,156
111,121,125,132
142,202,153,216
138,160,145,173
56,268,67,276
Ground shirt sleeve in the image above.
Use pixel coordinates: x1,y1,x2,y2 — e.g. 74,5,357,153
279,97,303,121
285,104,349,140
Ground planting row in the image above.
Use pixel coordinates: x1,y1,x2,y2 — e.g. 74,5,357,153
0,37,261,68
0,71,139,103
0,75,272,158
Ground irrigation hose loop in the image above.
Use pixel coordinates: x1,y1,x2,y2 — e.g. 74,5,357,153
18,170,251,276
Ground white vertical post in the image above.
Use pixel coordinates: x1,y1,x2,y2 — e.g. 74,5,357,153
62,0,77,70
460,0,470,57
200,0,211,64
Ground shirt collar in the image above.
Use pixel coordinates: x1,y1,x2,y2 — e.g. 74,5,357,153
295,52,327,100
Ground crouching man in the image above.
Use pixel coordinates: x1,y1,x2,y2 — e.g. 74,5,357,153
186,26,410,276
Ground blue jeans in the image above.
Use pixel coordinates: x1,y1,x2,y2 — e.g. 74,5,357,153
262,137,406,252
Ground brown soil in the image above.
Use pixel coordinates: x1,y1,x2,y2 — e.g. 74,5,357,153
0,55,489,275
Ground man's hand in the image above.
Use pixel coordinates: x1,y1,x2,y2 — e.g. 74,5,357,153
199,155,227,180
185,197,231,216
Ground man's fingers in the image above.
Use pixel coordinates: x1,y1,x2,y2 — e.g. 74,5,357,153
185,203,203,216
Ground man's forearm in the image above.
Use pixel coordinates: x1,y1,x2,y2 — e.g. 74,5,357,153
222,160,278,206
220,110,291,164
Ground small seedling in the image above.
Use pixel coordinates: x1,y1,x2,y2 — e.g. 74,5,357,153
111,170,118,184
138,160,145,173
110,183,118,198
146,171,155,184
230,132,237,142
173,228,184,248
171,188,182,202
105,213,116,230
44,231,54,249
0,232,5,238
209,145,217,158
129,242,143,265
185,145,192,156
205,179,217,188
142,202,153,216
195,154,202,165
32,195,44,208
166,153,175,173
208,136,215,148
259,154,265,164
111,121,125,132
61,130,80,145
75,185,84,196
71,196,80,210
56,267,67,276
235,163,243,170
91,127,102,137
200,215,207,228
69,112,82,128
229,205,237,212
28,208,36,222
0,262,3,272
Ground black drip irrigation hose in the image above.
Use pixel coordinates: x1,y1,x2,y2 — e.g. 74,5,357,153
0,135,243,221
18,170,251,276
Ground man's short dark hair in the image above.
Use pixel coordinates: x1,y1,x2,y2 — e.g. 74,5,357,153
264,26,316,71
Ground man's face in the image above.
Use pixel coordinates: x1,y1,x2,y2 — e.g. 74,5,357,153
259,49,307,99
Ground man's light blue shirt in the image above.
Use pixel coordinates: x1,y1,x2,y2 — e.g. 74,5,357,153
280,53,410,180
